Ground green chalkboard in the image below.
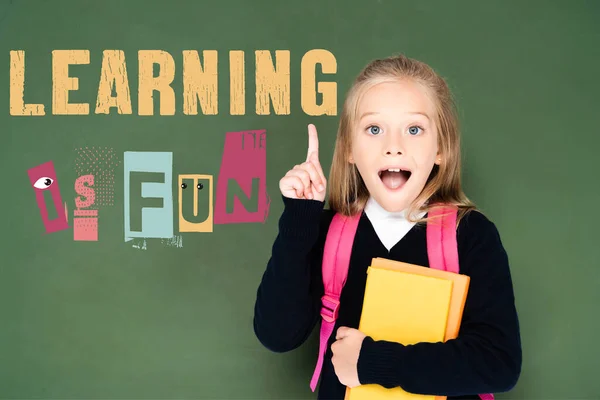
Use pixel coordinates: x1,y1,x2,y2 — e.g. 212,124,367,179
1,0,599,398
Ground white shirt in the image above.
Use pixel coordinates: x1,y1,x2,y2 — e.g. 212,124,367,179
363,197,427,251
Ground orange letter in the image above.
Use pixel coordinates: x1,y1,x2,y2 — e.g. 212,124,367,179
95,50,132,115
10,50,45,116
183,50,218,115
178,175,213,232
138,50,176,116
52,50,90,115
255,50,290,115
230,51,245,115
301,49,337,116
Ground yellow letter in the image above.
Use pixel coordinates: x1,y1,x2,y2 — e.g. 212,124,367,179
301,49,337,116
52,50,90,115
178,175,213,232
255,50,290,115
138,50,175,116
183,50,218,115
95,50,132,115
230,51,245,115
10,51,44,116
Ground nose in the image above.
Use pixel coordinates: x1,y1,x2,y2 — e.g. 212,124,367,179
384,132,404,156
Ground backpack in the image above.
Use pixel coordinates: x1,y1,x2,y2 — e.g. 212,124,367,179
308,204,494,400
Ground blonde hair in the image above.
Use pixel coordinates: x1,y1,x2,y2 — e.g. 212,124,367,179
327,54,477,226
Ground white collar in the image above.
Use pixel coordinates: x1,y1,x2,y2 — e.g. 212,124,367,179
364,197,426,251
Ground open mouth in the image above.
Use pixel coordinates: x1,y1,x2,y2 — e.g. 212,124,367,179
378,168,412,191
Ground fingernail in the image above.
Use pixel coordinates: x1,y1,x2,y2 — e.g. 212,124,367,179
319,185,325,191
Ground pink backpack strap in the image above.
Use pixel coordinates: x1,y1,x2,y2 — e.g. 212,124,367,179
426,204,459,273
309,212,361,392
426,205,494,400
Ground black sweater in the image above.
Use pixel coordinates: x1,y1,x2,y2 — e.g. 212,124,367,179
253,196,522,399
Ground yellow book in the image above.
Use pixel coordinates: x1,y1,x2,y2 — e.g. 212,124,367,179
345,257,470,400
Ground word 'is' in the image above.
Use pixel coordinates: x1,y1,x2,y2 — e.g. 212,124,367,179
27,130,270,242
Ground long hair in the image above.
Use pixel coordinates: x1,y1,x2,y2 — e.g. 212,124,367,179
327,54,477,225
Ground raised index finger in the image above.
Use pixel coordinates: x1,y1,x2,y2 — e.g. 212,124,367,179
306,124,319,162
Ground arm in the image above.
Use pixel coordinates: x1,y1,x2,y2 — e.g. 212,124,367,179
253,195,327,353
356,211,522,396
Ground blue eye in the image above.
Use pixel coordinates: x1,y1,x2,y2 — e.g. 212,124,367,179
408,126,424,135
368,125,382,135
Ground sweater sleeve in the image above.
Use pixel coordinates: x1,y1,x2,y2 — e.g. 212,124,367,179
356,211,522,396
253,195,327,353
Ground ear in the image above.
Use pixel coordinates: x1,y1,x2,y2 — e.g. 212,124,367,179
348,154,354,164
435,153,442,165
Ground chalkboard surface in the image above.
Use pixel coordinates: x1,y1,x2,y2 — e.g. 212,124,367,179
2,0,599,398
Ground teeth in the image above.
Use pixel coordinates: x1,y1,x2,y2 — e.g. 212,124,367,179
379,168,407,176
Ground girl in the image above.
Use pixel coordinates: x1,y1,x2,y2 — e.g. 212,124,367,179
253,54,522,400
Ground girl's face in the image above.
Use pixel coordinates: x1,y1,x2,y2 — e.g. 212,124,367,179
350,79,441,213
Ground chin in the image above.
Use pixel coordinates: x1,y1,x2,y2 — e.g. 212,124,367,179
366,178,419,213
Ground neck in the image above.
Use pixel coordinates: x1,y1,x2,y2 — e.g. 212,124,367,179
364,197,408,220
363,196,426,252
364,196,427,221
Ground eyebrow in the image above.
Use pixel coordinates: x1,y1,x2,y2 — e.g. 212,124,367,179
359,111,431,121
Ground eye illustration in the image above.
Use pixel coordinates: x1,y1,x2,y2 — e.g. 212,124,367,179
181,183,187,189
197,183,203,190
33,177,53,189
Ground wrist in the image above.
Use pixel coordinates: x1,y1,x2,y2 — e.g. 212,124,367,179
357,336,401,386
278,195,325,240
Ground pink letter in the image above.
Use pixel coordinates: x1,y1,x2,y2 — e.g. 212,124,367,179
214,130,270,224
27,161,69,234
74,174,98,241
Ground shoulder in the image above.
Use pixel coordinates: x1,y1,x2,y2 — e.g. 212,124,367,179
456,209,509,275
319,206,339,235
457,208,502,244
